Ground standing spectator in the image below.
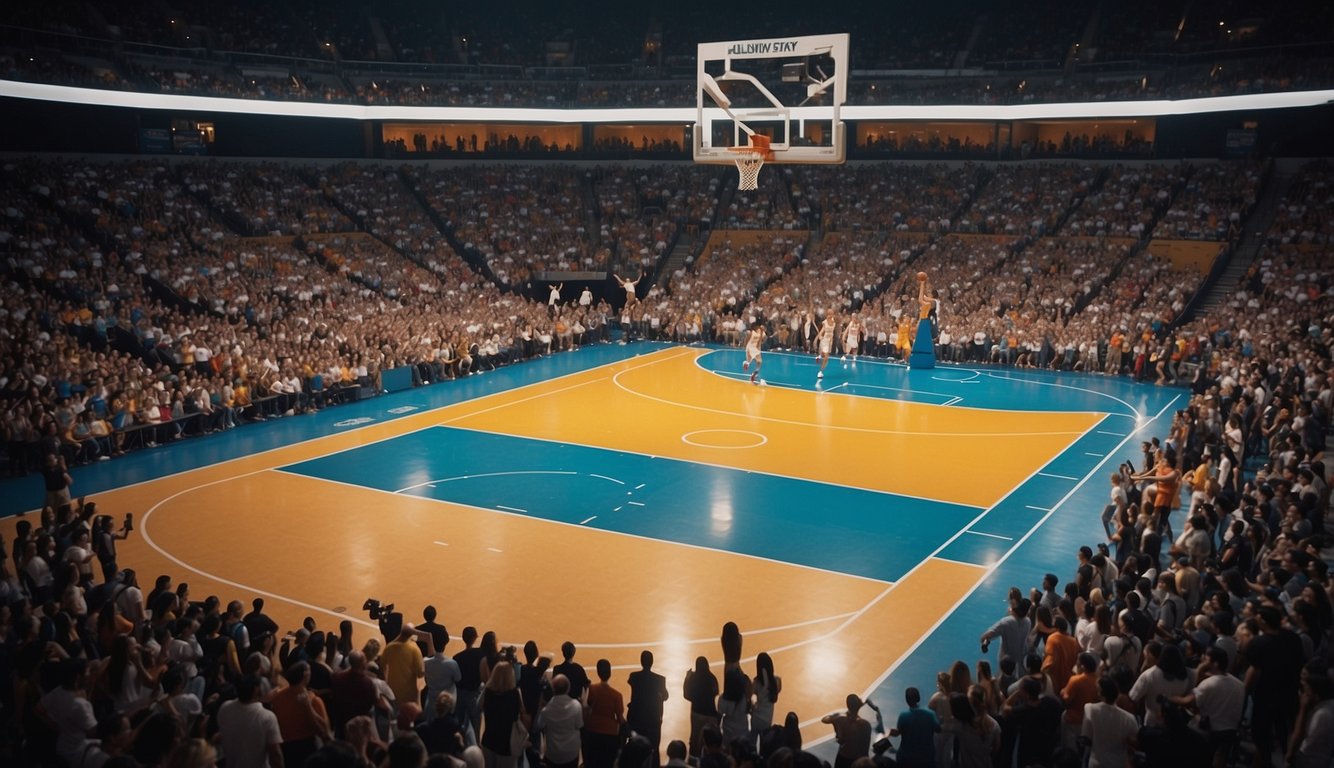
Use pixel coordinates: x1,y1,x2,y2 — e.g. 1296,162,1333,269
41,453,73,512
552,641,591,702
1102,472,1128,539
425,632,462,721
1059,653,1100,748
718,659,751,743
947,690,999,768
454,627,486,740
1287,662,1334,768
584,659,625,768
270,661,332,767
1080,677,1139,768
1168,647,1244,768
93,514,130,583
980,597,1033,666
517,641,548,768
890,688,938,768
626,650,668,762
1004,677,1063,768
698,726,729,768
749,652,781,749
217,675,284,768
683,656,719,758
1130,643,1193,727
1137,701,1211,768
243,598,281,643
331,650,380,737
417,692,465,756
418,606,447,659
382,624,429,718
539,674,583,768
1155,572,1188,639
479,661,526,768
1041,617,1080,692
1244,605,1304,768
36,659,97,768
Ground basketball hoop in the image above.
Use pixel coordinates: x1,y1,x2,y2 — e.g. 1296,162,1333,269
727,134,773,191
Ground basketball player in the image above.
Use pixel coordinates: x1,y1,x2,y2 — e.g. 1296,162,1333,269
816,313,836,379
742,323,766,384
842,314,863,364
613,272,643,308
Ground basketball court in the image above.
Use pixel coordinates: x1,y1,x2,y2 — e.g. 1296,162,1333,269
0,342,1184,750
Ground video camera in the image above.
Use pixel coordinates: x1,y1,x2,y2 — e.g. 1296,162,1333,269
363,598,394,620
364,598,403,640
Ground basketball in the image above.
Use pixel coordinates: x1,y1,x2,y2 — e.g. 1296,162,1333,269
917,271,928,282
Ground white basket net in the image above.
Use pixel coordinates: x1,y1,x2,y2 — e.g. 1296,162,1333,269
733,152,766,190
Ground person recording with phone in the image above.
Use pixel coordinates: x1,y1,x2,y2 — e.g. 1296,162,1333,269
94,512,133,582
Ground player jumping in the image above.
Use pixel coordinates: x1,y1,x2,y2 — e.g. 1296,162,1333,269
613,272,642,308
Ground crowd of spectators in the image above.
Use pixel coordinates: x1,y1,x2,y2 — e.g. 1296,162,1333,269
719,181,805,232
1152,163,1263,242
956,165,1093,239
2,155,1292,478
0,150,1331,768
403,166,597,286
1267,161,1334,247
0,157,625,477
1064,166,1179,240
790,164,979,234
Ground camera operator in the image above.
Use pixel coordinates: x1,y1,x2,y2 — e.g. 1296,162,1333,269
364,598,403,641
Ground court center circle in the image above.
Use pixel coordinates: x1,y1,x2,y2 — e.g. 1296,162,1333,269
680,429,768,449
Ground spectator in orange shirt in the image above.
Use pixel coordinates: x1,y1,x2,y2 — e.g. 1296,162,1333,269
1041,617,1080,693
271,660,332,766
584,659,626,768
1060,653,1100,748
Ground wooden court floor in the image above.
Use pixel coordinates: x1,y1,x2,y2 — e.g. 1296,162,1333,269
2,344,1185,750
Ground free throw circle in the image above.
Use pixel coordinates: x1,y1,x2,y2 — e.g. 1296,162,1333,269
681,429,768,449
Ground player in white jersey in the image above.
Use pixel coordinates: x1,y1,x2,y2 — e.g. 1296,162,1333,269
842,314,863,364
816,314,836,379
613,272,642,308
742,323,767,384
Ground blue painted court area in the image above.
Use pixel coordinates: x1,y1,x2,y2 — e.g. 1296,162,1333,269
282,426,980,583
695,349,1160,416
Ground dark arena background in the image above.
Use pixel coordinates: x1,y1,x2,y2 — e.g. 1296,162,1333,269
1,2,1333,768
